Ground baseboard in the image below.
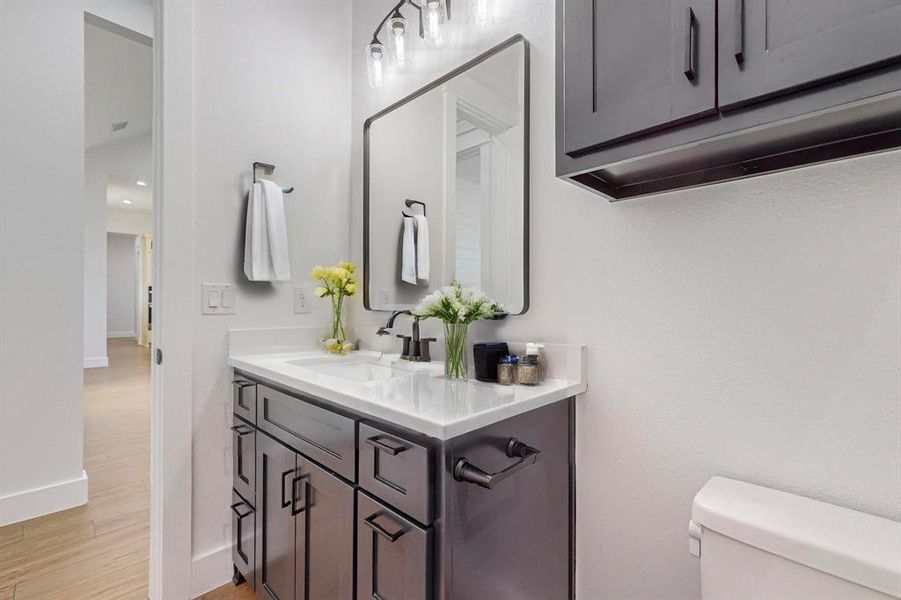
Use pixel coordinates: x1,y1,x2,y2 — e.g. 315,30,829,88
84,356,109,368
191,543,233,598
108,331,137,339
0,470,89,527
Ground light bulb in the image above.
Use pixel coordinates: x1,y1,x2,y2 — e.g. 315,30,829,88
476,0,492,26
366,42,385,89
425,0,444,46
388,15,406,68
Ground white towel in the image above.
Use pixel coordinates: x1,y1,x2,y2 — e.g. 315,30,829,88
401,215,417,284
244,179,291,282
413,214,430,282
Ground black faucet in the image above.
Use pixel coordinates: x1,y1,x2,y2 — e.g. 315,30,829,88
377,311,435,362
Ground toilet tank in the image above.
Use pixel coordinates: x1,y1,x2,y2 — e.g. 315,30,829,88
689,477,901,600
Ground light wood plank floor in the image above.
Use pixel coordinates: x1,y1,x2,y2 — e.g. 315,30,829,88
0,339,252,600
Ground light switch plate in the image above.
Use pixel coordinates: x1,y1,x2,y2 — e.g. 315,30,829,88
378,288,394,306
294,286,312,314
202,283,236,315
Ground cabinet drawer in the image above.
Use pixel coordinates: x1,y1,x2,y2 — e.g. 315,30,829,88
233,379,257,423
257,385,356,481
357,491,432,600
231,490,255,589
232,415,255,504
358,423,433,524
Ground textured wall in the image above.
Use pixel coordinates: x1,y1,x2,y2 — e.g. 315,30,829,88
348,2,901,598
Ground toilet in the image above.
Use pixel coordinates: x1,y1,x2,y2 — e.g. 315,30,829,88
690,477,901,599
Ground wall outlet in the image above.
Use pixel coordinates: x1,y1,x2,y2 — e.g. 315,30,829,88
294,286,312,314
202,283,236,315
378,288,394,306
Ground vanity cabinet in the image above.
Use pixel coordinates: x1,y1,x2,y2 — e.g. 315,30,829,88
557,0,901,199
232,374,575,600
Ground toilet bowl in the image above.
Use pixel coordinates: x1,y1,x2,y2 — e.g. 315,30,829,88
690,477,901,600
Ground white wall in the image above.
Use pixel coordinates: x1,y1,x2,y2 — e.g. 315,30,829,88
0,0,152,527
0,2,89,525
188,0,352,583
349,2,901,599
107,233,139,337
85,133,152,367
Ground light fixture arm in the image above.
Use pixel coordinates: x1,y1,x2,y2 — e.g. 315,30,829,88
371,0,451,44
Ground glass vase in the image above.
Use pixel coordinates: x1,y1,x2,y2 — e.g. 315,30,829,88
325,295,348,354
443,323,469,380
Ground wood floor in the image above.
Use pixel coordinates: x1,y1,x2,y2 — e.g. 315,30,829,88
0,338,253,600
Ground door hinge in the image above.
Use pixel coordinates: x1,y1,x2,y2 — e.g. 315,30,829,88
155,348,163,365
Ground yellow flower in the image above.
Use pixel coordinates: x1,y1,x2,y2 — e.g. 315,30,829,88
344,283,357,295
311,265,326,280
331,267,349,282
314,286,329,298
339,260,356,274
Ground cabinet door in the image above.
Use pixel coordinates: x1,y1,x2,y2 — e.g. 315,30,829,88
233,416,256,504
357,492,432,600
719,0,901,109
232,490,256,588
256,433,298,600
561,0,716,154
295,456,354,600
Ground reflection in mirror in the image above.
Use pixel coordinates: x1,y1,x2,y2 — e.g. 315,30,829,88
364,36,528,314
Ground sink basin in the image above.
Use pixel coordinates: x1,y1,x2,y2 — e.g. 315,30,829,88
287,356,417,383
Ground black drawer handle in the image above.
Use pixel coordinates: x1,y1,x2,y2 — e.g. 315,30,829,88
453,438,542,490
230,501,253,519
734,0,745,64
683,6,698,82
280,469,296,509
363,513,406,542
233,380,255,389
231,424,253,435
291,473,311,516
365,435,408,456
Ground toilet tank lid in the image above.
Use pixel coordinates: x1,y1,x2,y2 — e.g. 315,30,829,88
692,477,901,598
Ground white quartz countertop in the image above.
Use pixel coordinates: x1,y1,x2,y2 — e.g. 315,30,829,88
228,348,587,440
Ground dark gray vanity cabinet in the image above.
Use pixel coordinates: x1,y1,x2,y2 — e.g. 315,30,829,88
557,0,901,199
233,375,575,600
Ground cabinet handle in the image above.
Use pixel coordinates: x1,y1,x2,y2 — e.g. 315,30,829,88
363,513,406,542
230,500,253,520
232,380,255,388
231,424,253,435
291,473,311,516
280,468,296,509
365,435,408,456
734,0,745,64
683,6,698,82
453,438,543,490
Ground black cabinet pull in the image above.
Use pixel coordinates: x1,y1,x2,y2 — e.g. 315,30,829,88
291,473,311,515
230,424,253,435
280,468,296,509
734,0,745,64
684,6,698,81
363,512,406,542
453,438,543,490
230,500,253,519
365,435,408,456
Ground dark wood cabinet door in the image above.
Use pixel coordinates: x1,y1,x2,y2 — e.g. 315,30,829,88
356,492,432,600
295,456,354,600
561,0,717,155
255,433,297,600
719,0,901,109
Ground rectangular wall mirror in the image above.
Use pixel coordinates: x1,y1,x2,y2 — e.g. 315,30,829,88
364,35,529,314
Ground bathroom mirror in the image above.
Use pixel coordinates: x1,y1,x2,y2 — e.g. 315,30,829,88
364,35,529,314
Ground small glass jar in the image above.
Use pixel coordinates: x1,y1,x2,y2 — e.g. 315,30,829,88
516,354,540,385
497,355,518,385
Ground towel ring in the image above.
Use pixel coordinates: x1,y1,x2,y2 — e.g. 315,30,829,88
403,199,426,217
253,161,294,194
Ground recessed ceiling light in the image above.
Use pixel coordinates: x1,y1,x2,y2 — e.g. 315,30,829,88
136,180,147,187
123,199,133,205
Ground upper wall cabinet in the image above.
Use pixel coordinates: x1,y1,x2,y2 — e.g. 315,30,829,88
557,0,901,200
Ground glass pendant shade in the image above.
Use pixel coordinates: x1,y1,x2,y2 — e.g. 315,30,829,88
388,14,407,67
366,42,386,89
424,0,446,47
475,0,492,26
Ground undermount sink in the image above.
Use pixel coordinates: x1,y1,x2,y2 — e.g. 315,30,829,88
287,355,418,383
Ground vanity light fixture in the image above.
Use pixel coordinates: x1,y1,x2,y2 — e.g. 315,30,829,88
367,0,452,88
135,180,147,187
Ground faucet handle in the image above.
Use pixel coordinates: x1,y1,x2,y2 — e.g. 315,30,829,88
395,334,412,359
419,338,437,363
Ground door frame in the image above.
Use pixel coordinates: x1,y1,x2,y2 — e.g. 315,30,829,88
149,0,195,598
